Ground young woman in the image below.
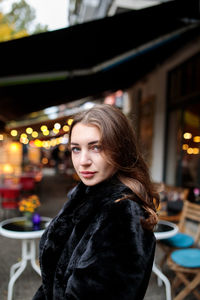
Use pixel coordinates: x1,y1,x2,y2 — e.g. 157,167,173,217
33,104,159,300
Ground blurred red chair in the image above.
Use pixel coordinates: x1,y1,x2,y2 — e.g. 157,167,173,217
1,188,20,218
20,176,35,193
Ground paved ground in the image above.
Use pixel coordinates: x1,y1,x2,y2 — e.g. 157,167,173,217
0,169,196,300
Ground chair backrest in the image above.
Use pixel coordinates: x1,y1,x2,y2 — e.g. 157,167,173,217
178,200,200,244
20,177,35,191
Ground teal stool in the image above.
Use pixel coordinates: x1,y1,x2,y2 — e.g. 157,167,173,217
163,232,194,248
171,248,200,268
168,248,200,299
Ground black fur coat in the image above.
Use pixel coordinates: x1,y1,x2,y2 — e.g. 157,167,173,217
33,176,155,300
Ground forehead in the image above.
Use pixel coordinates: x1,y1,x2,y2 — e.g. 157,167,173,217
71,123,101,143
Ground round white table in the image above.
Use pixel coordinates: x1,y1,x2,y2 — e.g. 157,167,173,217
153,220,179,300
0,216,51,300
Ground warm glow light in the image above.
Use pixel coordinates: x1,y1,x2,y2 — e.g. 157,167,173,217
54,123,61,130
20,137,29,144
193,148,200,154
63,125,69,132
11,130,18,137
193,136,200,143
32,131,38,138
21,133,27,139
59,145,65,152
53,128,59,134
0,134,4,140
42,157,48,164
26,127,33,134
29,140,35,147
56,137,62,145
41,125,48,131
182,144,189,150
43,130,50,136
42,141,50,148
34,139,42,147
183,132,192,139
187,147,193,154
10,143,20,151
67,119,73,126
3,164,14,174
50,139,57,147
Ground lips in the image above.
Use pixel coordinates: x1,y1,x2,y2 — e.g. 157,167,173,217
80,171,96,178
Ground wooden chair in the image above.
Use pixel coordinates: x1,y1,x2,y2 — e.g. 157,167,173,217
166,201,200,300
158,200,200,268
158,185,189,223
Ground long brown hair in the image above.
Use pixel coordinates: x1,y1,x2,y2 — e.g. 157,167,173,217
68,104,159,231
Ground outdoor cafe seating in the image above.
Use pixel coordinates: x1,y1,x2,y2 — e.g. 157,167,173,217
158,198,200,267
156,184,200,299
0,167,42,219
167,201,200,300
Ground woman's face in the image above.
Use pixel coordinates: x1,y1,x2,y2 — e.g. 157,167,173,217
70,123,116,186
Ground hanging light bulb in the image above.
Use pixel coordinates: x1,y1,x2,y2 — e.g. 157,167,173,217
54,123,61,130
26,127,33,134
32,131,38,138
67,119,73,126
11,130,18,137
183,132,192,139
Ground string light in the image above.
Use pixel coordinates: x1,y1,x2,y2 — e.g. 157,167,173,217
187,147,193,154
53,128,59,134
50,139,57,147
11,130,18,137
41,125,48,132
32,131,38,138
26,127,33,134
193,148,199,154
43,130,50,136
194,136,200,143
63,125,69,132
183,132,192,139
54,123,61,130
67,119,73,126
20,133,27,139
20,137,29,144
182,144,188,150
34,139,43,147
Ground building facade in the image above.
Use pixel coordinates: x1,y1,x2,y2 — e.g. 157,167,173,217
126,35,200,190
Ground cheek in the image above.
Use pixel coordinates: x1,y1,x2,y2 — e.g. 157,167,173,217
71,155,78,169
98,158,115,174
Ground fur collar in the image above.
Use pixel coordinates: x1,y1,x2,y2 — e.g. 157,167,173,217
39,176,132,298
70,175,131,224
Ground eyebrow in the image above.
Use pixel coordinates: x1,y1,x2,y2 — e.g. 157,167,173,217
70,140,99,146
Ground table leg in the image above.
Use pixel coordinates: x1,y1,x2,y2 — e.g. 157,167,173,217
152,262,171,300
8,260,27,300
7,239,41,300
10,261,23,277
30,240,41,275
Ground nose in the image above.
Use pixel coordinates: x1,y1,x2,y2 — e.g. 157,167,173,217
80,150,91,166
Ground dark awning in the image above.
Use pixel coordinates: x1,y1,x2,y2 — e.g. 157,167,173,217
0,0,200,123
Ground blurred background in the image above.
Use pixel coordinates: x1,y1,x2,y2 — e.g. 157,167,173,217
0,1,200,299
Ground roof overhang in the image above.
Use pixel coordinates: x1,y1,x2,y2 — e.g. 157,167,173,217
0,0,200,126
